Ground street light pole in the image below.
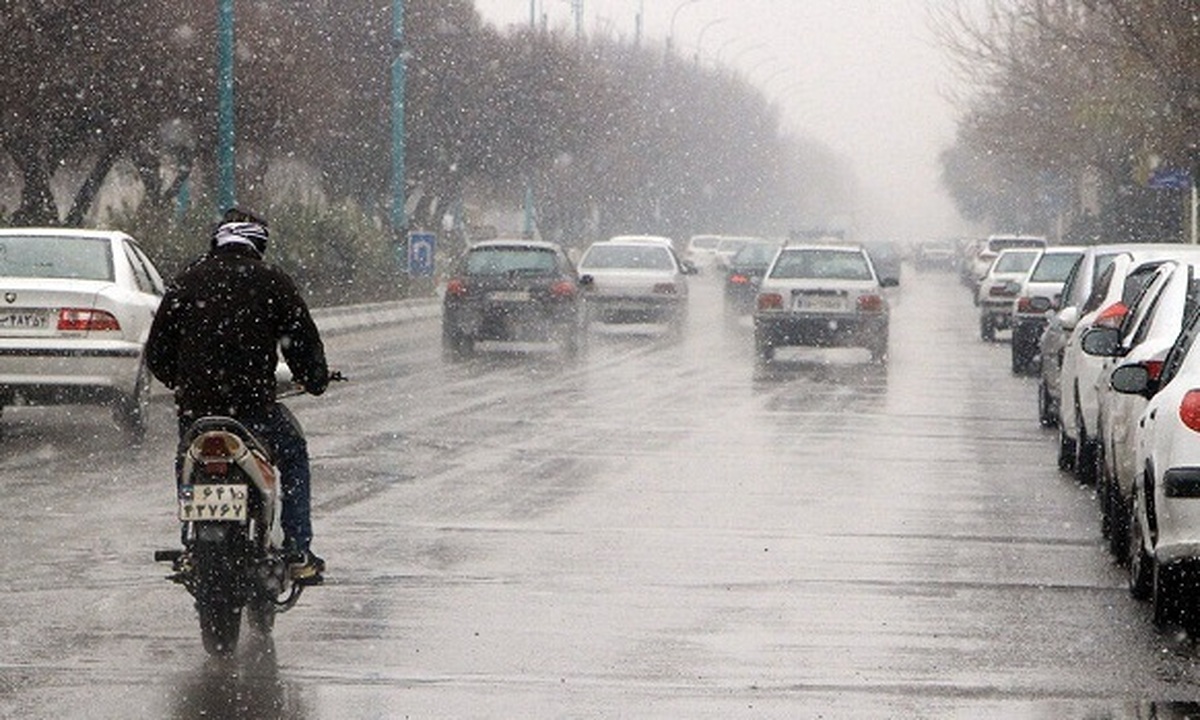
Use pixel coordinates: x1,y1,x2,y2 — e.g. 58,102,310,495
392,0,409,270
694,17,725,63
216,0,235,212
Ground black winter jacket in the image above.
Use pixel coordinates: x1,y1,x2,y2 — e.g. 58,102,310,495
146,244,329,420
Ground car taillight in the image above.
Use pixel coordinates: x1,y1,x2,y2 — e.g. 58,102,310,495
989,283,1017,297
550,281,576,298
1181,390,1200,432
445,278,468,297
1146,360,1165,381
57,308,120,332
857,294,885,312
1094,302,1127,328
729,273,750,285
653,283,678,295
757,293,783,310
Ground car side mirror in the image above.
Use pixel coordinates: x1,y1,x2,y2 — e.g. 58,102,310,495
880,277,899,288
1058,306,1080,331
1081,326,1122,357
1027,297,1052,313
1110,363,1155,397
579,274,594,286
681,260,699,275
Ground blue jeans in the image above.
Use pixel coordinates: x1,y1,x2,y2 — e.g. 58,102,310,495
177,403,313,553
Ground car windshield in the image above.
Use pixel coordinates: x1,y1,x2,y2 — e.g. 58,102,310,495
716,238,748,253
0,235,114,281
732,243,779,266
581,244,674,270
1029,252,1082,282
689,237,720,250
465,247,558,275
993,251,1039,274
770,249,872,280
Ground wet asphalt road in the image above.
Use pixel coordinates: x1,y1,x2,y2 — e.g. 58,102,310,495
3,267,1200,718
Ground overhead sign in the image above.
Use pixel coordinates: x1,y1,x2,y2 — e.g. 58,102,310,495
1148,167,1193,190
408,231,435,277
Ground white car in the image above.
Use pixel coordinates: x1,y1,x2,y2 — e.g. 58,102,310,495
1081,257,1200,561
967,234,1047,297
578,239,692,334
1009,246,1083,374
976,247,1042,341
0,228,165,437
1110,305,1200,631
1058,245,1200,482
753,242,895,364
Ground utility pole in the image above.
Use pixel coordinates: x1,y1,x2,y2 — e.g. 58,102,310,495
216,0,235,212
569,0,583,40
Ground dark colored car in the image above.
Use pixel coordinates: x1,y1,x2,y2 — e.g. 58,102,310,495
723,240,781,313
442,239,587,360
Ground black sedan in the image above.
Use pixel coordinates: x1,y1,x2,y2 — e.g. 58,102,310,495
442,239,587,360
723,240,782,313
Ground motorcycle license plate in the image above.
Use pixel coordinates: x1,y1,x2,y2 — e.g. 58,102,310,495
178,484,249,522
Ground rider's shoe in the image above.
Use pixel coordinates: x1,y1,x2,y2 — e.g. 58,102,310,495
288,549,325,582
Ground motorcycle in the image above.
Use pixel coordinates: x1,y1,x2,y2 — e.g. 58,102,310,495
154,375,341,656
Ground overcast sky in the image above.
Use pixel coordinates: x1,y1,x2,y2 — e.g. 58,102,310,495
471,0,977,240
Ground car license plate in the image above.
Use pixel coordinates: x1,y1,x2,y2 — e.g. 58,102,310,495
178,484,249,522
794,294,844,311
0,309,51,330
489,291,531,302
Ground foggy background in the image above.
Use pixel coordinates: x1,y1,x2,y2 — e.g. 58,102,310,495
474,0,976,241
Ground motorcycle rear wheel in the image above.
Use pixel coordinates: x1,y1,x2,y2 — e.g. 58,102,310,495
193,540,243,656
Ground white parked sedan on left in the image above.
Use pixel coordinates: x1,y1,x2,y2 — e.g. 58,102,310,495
0,228,165,438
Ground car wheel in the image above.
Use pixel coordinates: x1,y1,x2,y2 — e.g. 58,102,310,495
442,324,474,362
1011,327,1036,374
1153,560,1183,630
1056,427,1076,472
754,331,775,366
1108,475,1130,562
980,314,995,342
1128,489,1153,600
114,363,150,443
1037,380,1057,428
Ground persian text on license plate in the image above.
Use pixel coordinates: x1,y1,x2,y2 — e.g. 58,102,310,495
489,291,531,302
794,294,844,311
178,484,249,522
0,310,51,330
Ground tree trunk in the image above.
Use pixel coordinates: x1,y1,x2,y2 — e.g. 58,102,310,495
7,140,58,226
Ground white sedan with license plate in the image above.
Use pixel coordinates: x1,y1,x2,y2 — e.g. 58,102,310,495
0,228,165,437
577,239,692,334
753,242,895,365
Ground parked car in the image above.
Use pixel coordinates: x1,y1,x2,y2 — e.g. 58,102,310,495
753,242,896,364
1109,303,1200,632
1081,257,1200,560
1058,246,1190,481
577,239,692,335
862,241,903,283
723,239,782,314
976,247,1042,341
1038,245,1126,428
1010,246,1084,374
0,228,164,438
441,239,587,361
967,234,1047,296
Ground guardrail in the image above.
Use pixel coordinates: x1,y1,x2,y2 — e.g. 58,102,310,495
310,297,440,334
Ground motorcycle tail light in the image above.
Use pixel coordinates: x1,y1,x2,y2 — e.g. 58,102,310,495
729,273,750,285
58,308,120,332
857,294,885,312
445,278,468,297
1180,389,1200,433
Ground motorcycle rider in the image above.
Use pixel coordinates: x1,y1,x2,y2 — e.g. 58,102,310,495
146,207,330,581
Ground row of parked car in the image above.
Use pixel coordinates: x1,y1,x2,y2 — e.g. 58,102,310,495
966,236,1200,634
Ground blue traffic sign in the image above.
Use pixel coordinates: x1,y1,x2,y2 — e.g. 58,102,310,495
408,231,435,277
1149,167,1193,190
